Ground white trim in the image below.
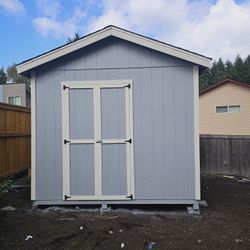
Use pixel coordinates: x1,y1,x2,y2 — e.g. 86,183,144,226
66,195,131,201
69,139,95,144
129,82,135,198
62,86,70,199
62,80,130,89
30,71,36,200
17,26,211,74
193,66,200,200
94,87,102,198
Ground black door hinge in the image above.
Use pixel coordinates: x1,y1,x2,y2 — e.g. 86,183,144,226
63,85,69,90
64,139,71,144
126,194,133,200
126,139,132,143
125,84,131,89
64,195,71,200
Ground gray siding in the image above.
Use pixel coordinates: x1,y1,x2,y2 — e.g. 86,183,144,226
35,37,195,201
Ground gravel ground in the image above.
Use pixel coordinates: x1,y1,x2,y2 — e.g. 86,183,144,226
0,175,249,249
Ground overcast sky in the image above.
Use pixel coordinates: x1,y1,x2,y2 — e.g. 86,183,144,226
0,0,249,68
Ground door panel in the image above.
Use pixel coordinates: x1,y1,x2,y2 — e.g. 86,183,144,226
101,88,126,139
70,144,95,196
69,88,94,139
102,144,127,196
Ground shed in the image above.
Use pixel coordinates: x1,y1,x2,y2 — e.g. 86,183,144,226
17,26,211,210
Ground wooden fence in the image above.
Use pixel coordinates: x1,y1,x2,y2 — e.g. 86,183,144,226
200,134,250,178
0,102,31,178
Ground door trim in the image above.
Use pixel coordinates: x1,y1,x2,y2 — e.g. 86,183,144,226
61,80,134,201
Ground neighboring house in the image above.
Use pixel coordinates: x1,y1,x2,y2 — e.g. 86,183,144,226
0,83,30,107
17,25,211,210
200,79,250,135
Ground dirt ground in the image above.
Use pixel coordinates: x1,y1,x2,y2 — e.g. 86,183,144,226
0,175,249,249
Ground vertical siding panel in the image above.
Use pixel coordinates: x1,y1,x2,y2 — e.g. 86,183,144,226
162,67,177,198
151,67,165,198
174,68,188,199
136,67,154,198
185,67,195,198
53,70,64,199
42,71,56,199
36,72,45,199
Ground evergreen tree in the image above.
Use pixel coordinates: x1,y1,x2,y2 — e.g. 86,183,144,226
0,67,6,84
244,55,250,83
216,58,225,82
199,55,250,90
67,33,81,44
225,60,233,79
199,68,210,89
232,55,246,82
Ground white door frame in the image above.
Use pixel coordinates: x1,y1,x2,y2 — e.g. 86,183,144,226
61,80,134,201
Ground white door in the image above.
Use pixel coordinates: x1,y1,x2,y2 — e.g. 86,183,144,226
62,80,134,200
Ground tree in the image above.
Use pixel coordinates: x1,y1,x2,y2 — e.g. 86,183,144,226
67,32,81,44
0,67,6,84
199,68,210,89
233,55,246,82
225,60,234,79
6,64,30,84
244,55,250,83
199,55,250,90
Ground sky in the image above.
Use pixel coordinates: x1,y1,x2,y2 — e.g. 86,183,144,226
0,0,250,69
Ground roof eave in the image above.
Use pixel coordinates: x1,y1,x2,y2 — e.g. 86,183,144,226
17,26,211,74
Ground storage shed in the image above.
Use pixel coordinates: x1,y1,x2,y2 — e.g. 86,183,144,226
17,26,211,210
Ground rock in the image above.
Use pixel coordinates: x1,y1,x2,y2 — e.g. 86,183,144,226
235,239,243,243
1,206,16,211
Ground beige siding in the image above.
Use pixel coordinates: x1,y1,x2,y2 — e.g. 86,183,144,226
200,82,250,135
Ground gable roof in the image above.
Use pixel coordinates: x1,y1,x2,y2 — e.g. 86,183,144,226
199,79,250,96
17,25,211,74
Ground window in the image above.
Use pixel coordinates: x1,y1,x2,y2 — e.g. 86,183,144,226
216,105,241,113
229,105,241,113
8,96,21,106
216,106,228,113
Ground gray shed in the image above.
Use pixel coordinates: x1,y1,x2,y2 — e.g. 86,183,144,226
17,26,211,210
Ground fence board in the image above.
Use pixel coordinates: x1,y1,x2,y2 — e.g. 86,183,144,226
0,102,31,178
200,134,250,178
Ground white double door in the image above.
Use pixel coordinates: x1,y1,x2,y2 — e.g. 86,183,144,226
62,80,134,200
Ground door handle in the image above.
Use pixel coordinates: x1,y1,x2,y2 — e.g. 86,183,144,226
96,140,102,143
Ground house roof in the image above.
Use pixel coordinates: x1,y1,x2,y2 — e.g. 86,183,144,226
199,79,250,95
16,25,212,74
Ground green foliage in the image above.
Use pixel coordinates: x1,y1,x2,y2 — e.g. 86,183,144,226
6,64,30,84
200,55,250,90
0,67,7,84
67,32,81,44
